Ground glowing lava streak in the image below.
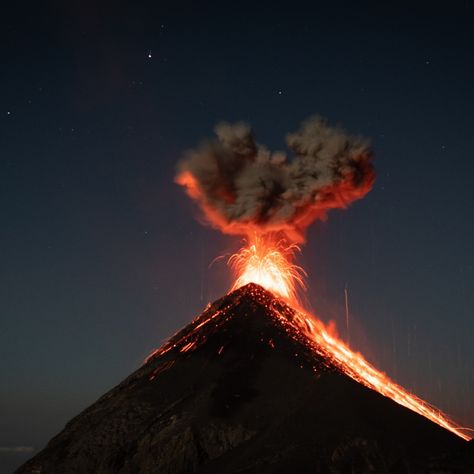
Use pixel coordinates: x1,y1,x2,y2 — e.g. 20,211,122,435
229,234,305,304
229,236,472,441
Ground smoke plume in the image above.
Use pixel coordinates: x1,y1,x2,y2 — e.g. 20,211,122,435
176,116,375,242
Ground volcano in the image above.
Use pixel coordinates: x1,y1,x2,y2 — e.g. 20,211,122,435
17,284,473,474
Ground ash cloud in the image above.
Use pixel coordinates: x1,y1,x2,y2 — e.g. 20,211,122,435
176,116,375,242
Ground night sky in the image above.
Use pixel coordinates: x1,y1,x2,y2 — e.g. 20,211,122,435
2,2,473,471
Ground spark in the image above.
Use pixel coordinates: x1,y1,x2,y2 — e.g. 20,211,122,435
344,284,350,344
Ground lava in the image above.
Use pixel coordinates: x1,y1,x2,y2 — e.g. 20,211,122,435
229,234,305,304
291,310,472,441
228,235,472,441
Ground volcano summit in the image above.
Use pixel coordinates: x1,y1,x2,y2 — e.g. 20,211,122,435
17,284,473,474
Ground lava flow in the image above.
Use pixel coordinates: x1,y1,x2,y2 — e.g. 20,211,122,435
227,235,472,441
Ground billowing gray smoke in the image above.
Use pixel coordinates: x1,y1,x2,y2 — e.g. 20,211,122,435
176,116,375,242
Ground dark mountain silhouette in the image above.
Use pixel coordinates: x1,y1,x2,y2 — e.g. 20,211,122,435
17,283,473,473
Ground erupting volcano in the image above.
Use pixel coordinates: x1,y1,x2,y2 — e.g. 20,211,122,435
173,116,472,441
18,117,473,473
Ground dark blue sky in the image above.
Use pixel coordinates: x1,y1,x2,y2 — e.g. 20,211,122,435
1,1,473,471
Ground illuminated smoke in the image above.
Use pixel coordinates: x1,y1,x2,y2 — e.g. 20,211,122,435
176,116,375,242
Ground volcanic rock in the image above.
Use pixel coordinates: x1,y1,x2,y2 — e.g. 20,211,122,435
17,284,473,473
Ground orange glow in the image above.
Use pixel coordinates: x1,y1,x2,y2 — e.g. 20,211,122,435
229,234,305,304
227,236,472,441
291,311,471,441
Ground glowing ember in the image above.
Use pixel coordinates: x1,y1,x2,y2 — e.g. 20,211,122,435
227,236,472,441
229,234,305,304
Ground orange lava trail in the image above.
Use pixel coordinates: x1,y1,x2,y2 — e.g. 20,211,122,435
290,309,471,441
229,234,472,442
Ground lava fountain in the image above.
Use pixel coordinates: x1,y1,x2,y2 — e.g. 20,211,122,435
229,234,306,304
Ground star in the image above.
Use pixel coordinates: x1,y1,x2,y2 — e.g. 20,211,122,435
148,51,152,59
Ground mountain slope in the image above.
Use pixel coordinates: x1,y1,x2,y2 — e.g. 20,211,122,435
17,284,471,473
